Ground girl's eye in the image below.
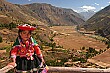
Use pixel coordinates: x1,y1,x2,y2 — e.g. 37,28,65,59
23,32,26,34
22,32,30,35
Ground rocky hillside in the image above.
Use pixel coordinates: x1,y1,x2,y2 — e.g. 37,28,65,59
0,0,85,25
82,5,110,39
0,0,43,24
24,3,85,25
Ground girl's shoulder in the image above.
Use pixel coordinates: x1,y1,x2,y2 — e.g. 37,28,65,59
13,37,20,47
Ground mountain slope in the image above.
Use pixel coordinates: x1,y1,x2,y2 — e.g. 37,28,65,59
0,0,85,25
24,3,85,25
80,10,95,21
83,5,110,39
0,0,43,24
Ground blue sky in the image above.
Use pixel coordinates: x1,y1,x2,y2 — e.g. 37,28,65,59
7,0,110,13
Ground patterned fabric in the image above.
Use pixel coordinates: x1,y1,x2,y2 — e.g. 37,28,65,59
15,56,41,71
17,24,36,30
11,37,41,60
13,37,38,46
10,37,43,72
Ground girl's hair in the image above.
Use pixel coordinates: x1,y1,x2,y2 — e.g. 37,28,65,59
18,29,32,38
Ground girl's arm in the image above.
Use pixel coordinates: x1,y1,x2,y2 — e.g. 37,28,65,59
34,45,45,63
10,46,18,65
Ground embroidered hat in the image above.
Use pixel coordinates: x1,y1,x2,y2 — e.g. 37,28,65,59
18,24,36,30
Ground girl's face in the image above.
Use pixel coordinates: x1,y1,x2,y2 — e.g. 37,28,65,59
20,30,31,41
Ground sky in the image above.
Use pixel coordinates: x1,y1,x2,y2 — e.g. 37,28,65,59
6,0,110,13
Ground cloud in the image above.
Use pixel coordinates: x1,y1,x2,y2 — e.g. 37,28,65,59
108,1,110,4
101,7,104,9
80,5,96,12
28,0,31,1
72,9,78,13
95,3,99,6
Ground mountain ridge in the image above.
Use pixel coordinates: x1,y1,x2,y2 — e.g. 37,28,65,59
0,0,85,25
82,5,110,39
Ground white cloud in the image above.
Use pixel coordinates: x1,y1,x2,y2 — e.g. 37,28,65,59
28,0,31,1
95,3,99,6
80,5,96,12
72,9,78,13
101,7,104,9
108,1,110,4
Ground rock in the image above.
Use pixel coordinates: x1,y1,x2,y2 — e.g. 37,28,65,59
0,50,6,53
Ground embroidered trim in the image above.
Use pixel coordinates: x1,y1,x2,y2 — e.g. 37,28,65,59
11,55,16,58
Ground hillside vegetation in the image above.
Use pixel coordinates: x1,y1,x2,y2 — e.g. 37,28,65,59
0,25,109,71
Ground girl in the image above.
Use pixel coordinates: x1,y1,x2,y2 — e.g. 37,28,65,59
10,24,48,73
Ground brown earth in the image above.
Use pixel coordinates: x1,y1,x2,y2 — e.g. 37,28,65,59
0,28,18,48
88,48,110,68
0,42,11,48
50,26,110,68
50,26,107,50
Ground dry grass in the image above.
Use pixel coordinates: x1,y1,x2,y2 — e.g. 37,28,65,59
51,26,107,50
90,48,110,66
50,26,110,68
0,41,11,48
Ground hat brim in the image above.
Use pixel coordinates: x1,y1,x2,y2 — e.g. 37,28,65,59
18,26,36,30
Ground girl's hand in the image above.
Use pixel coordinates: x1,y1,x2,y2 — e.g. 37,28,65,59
8,62,17,67
41,58,45,64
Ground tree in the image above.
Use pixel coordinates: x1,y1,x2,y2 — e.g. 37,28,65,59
9,22,17,30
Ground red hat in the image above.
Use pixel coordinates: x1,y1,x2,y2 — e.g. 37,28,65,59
18,24,36,30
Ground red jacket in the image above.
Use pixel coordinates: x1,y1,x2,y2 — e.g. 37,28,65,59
10,37,42,60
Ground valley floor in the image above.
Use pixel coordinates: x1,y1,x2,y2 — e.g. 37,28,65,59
50,26,109,68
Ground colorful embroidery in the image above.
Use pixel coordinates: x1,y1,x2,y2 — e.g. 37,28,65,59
12,37,38,60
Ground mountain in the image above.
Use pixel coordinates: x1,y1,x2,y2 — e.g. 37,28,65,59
0,0,85,25
79,10,95,21
24,3,85,26
0,0,43,24
82,5,110,39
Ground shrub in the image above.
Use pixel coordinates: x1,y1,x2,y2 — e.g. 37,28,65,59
81,46,85,50
0,36,2,43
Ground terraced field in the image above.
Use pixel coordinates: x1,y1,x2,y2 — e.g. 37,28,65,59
50,26,110,68
50,26,107,50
